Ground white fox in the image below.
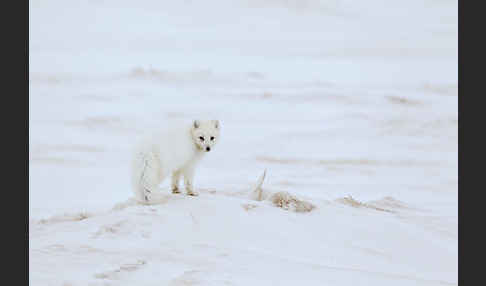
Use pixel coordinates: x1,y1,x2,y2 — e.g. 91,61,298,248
131,120,220,203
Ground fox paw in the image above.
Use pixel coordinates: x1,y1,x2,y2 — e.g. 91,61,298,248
186,190,199,196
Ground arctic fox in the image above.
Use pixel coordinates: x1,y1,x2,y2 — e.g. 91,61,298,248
131,120,220,203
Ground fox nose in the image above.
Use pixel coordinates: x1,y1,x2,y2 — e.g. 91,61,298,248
206,147,211,152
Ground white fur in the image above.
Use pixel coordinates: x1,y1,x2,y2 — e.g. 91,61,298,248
131,120,220,203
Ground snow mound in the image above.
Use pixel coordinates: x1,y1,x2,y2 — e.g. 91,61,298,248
269,191,316,212
250,170,316,212
336,195,413,214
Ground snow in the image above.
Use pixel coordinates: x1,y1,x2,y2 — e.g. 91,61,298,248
29,0,457,285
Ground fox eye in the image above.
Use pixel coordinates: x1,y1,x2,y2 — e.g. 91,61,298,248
210,136,215,141
199,136,205,141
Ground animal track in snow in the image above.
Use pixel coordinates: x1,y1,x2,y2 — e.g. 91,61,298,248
94,259,147,280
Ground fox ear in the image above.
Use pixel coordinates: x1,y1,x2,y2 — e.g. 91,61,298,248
193,120,200,129
213,120,219,129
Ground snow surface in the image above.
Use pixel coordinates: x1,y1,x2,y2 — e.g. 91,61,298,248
29,0,457,285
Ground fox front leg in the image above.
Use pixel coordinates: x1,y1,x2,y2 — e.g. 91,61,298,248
183,168,198,196
171,170,182,194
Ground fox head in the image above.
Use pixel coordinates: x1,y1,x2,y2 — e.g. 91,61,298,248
191,120,220,152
